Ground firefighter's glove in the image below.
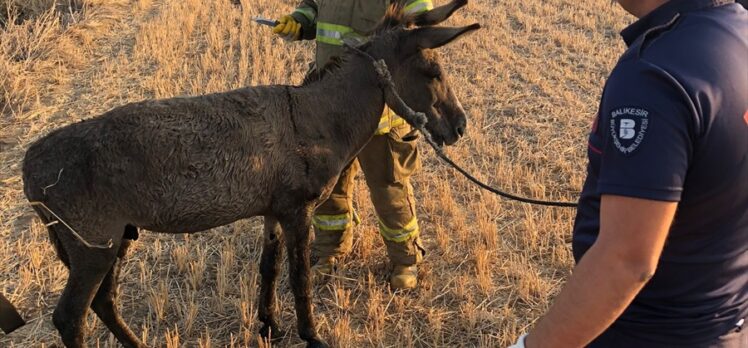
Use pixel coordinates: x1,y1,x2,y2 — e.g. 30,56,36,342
273,15,301,41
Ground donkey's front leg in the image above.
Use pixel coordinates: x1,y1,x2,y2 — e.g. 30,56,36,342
258,216,285,341
279,208,329,348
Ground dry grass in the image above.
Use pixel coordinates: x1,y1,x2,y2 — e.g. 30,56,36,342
0,0,86,26
0,0,632,346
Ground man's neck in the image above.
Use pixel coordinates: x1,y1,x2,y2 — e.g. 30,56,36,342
619,0,670,18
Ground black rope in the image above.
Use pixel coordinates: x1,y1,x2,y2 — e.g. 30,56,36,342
421,135,578,207
345,43,578,208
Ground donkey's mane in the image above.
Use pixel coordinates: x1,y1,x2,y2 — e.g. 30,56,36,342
301,55,348,85
374,1,413,34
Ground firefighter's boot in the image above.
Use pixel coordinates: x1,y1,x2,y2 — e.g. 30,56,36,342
311,226,353,283
311,256,337,282
384,236,424,290
390,264,418,290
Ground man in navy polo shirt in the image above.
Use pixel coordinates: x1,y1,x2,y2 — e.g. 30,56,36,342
510,0,748,347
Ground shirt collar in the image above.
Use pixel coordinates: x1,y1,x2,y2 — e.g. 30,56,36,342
620,0,735,46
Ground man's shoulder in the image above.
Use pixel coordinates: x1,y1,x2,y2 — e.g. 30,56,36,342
607,5,748,124
604,58,683,112
639,5,748,68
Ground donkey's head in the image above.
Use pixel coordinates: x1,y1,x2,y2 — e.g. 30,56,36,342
364,0,479,146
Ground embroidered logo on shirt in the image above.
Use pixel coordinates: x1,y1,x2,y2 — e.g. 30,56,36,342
610,107,649,155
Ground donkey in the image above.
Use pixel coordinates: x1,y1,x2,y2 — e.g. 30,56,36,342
21,1,478,347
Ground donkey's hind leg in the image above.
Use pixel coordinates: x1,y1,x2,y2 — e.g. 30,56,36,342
52,224,120,348
258,216,286,340
279,209,329,348
90,234,147,348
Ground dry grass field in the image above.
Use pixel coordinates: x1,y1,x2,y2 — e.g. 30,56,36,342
1,0,633,346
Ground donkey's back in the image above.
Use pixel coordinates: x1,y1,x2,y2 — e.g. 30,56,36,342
23,86,293,233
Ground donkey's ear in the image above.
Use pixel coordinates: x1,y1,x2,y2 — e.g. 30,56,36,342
413,0,468,26
401,23,480,55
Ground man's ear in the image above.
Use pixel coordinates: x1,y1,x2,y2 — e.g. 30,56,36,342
412,0,468,26
400,23,480,56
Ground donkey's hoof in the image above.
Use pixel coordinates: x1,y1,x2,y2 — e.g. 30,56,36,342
259,323,286,341
306,338,330,348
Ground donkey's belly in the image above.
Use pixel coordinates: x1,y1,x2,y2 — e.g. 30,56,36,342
140,216,242,234
136,199,264,233
125,177,271,233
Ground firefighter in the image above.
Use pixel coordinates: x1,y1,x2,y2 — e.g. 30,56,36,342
272,0,434,289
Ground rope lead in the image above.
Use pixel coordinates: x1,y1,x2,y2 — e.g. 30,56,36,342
345,43,578,208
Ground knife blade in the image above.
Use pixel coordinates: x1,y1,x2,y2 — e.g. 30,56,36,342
252,16,279,27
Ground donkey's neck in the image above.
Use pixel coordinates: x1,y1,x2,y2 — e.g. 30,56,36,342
292,53,387,166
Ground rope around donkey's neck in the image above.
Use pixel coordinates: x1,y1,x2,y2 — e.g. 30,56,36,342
344,43,578,208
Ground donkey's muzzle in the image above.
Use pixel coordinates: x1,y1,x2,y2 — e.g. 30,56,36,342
454,119,466,138
444,111,467,145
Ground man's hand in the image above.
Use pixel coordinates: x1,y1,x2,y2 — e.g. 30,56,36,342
273,15,302,41
524,195,677,348
508,334,527,348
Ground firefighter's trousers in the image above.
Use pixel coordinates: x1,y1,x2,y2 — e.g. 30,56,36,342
312,124,425,266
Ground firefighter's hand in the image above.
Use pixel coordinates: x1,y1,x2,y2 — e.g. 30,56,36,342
273,15,301,41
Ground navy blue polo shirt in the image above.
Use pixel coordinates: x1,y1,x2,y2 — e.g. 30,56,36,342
572,0,748,346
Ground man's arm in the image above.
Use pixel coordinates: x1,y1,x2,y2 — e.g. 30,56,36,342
524,195,677,348
290,0,318,40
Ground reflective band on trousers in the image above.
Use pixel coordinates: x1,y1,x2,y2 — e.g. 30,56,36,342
316,22,361,46
404,0,434,15
313,213,351,231
379,216,419,242
313,211,361,231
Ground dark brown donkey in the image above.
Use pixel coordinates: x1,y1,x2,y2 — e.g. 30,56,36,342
21,1,478,347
